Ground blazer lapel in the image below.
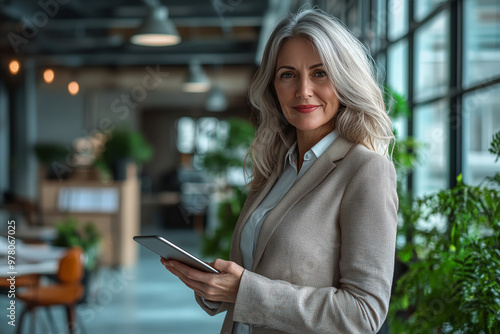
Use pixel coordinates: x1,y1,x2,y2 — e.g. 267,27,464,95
230,172,279,265
251,136,354,270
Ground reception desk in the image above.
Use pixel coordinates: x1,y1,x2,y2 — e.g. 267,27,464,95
38,165,140,267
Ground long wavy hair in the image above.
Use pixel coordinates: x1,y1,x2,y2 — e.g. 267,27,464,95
247,8,394,191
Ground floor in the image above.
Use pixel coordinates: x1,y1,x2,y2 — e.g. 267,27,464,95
0,227,225,334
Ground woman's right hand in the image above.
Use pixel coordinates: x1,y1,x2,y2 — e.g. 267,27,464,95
160,257,244,303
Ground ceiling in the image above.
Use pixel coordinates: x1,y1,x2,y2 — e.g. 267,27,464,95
0,0,302,67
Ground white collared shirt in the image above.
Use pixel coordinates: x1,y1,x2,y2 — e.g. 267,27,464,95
234,130,338,334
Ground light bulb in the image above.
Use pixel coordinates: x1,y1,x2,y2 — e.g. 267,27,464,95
44,69,54,83
68,81,79,95
9,60,20,75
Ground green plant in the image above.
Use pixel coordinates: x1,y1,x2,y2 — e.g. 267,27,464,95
489,131,500,162
200,118,255,260
96,125,153,174
389,133,500,333
200,117,254,176
52,217,102,270
385,86,424,243
34,143,68,165
202,187,248,259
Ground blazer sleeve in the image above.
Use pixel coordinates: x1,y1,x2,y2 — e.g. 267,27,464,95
195,293,230,316
232,155,398,333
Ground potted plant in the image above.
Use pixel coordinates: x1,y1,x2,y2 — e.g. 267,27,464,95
388,132,500,333
95,125,153,180
34,142,70,179
52,217,102,303
200,117,255,260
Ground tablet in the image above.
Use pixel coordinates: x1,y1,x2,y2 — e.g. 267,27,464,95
133,235,220,274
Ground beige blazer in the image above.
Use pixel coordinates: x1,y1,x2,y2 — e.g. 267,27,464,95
196,136,398,334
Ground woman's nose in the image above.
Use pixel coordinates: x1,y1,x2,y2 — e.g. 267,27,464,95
296,78,313,99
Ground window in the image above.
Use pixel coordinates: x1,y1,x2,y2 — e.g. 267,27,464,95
463,84,500,185
387,40,409,139
176,117,229,165
370,0,387,51
463,0,500,87
326,0,499,203
388,0,409,41
387,39,409,97
347,2,360,37
176,117,196,154
376,53,387,84
414,10,449,102
196,117,219,154
413,99,449,197
414,0,447,21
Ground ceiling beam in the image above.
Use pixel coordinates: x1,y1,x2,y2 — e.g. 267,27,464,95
0,16,264,31
23,52,256,67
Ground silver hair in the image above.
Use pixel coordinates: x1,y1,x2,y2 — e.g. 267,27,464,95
246,8,394,191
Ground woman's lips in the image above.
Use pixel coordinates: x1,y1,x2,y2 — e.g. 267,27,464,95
293,105,320,113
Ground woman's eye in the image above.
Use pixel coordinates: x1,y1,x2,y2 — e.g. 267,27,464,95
314,71,327,77
280,72,294,79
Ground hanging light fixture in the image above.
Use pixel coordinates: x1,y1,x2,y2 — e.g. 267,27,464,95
9,60,20,75
206,86,228,112
68,81,79,95
131,5,180,47
43,69,54,83
183,60,210,93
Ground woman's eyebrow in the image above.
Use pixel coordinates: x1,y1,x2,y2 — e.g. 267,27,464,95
309,63,323,69
276,63,323,72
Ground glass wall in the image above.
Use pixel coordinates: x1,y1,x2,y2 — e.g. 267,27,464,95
325,0,500,193
388,0,409,40
387,40,408,97
463,84,500,185
414,10,449,102
413,99,449,197
463,0,500,87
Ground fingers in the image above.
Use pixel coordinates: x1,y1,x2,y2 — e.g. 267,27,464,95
160,259,213,296
159,257,244,303
213,258,245,278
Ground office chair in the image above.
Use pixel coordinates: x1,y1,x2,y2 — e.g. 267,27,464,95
16,247,85,334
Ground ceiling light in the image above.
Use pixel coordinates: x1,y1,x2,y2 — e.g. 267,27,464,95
131,5,180,47
68,81,79,95
183,60,210,93
206,86,228,112
9,60,20,75
43,69,54,83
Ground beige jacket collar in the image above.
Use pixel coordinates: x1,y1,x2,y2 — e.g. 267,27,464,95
231,136,354,268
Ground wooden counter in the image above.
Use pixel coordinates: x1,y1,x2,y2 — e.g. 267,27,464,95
38,164,140,267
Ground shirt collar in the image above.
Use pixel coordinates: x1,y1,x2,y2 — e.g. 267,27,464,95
284,130,339,169
310,130,339,158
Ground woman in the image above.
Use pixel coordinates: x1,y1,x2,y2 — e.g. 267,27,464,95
162,8,398,334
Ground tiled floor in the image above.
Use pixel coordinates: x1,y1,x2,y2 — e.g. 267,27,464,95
0,228,225,334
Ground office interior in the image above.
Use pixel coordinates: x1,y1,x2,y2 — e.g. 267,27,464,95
0,0,499,333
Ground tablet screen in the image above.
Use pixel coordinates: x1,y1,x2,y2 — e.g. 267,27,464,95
133,235,220,274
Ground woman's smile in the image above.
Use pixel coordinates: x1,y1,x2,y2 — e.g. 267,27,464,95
293,105,321,113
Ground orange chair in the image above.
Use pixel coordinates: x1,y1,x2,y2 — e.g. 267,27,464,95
0,274,40,290
16,247,85,334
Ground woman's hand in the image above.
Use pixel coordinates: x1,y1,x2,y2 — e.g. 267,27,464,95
160,258,244,303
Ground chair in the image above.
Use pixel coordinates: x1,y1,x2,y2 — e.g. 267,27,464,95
16,247,85,334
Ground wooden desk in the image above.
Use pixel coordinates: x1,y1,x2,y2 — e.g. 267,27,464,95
38,165,140,267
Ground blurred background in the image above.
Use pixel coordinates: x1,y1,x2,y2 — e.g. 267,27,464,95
0,0,499,333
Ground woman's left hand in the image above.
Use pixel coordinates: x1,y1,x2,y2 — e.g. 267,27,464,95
161,258,244,303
